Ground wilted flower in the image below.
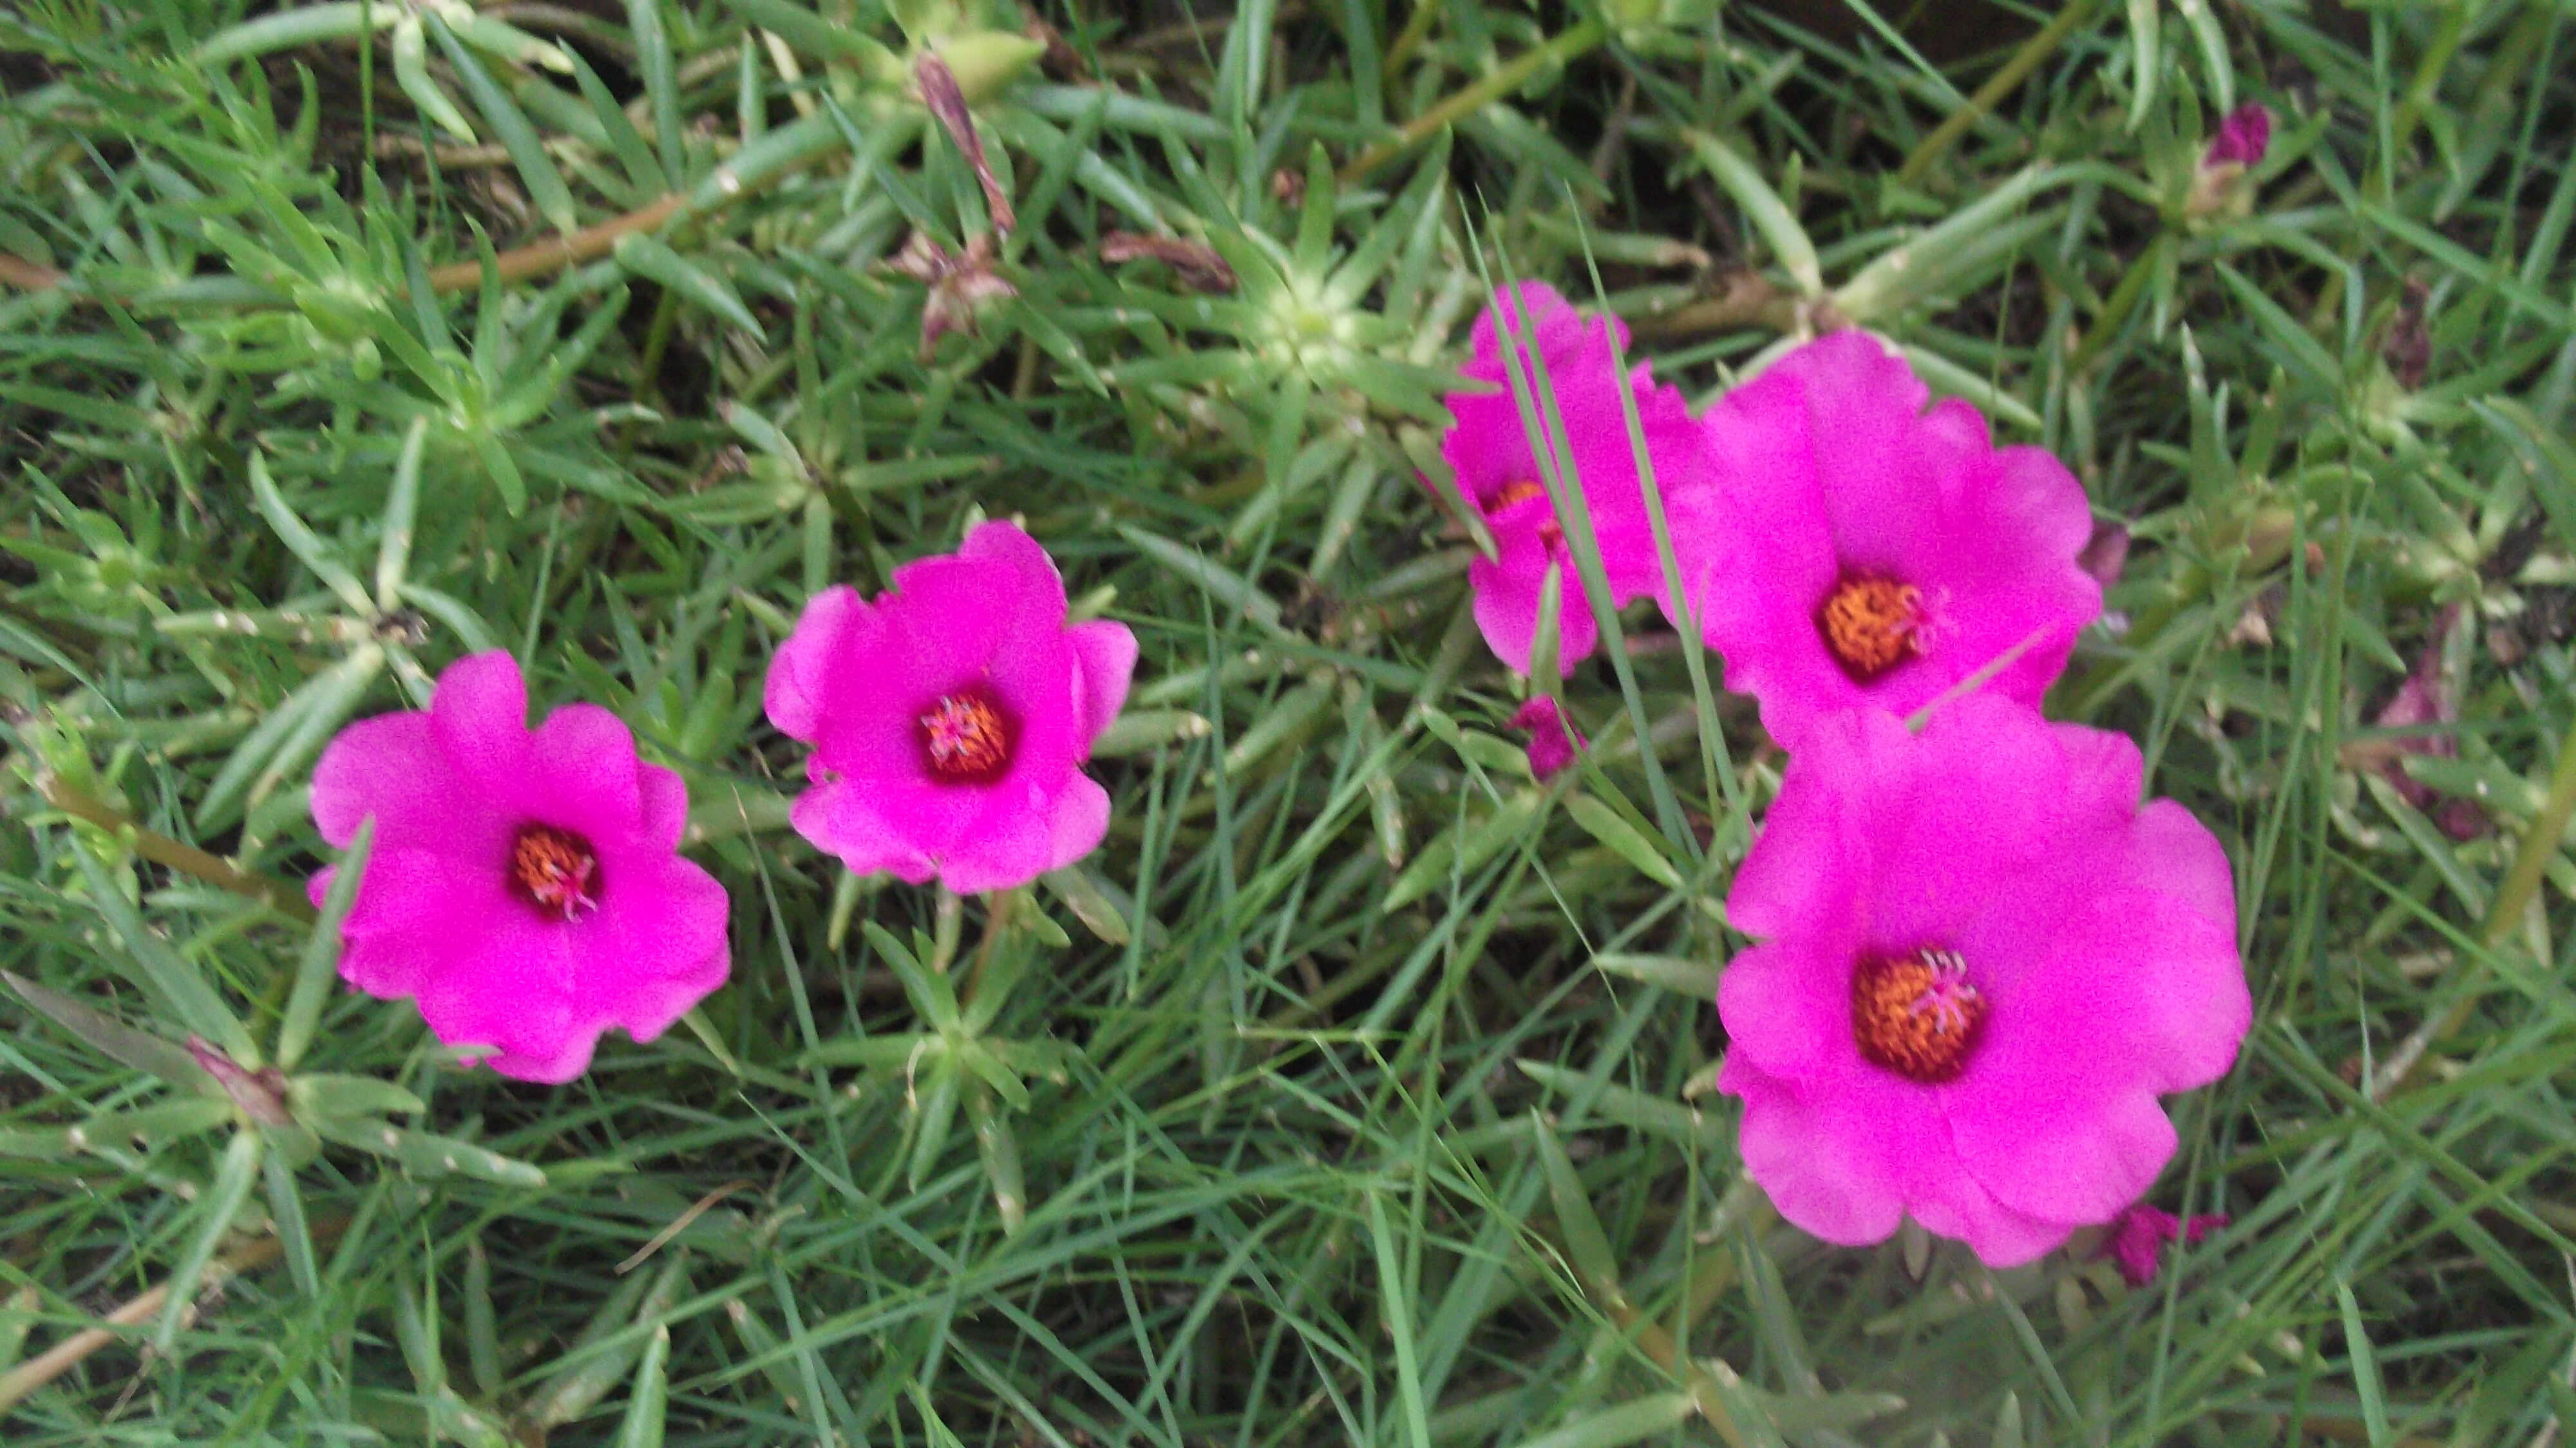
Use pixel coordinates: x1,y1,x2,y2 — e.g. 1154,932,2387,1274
2096,1203,2228,1286
1510,696,1586,781
2340,602,2486,839
887,230,1017,359
1099,231,1236,292
1685,332,2099,749
1716,696,2249,1266
766,520,1136,893
2186,104,2272,220
1441,282,1709,676
309,652,732,1083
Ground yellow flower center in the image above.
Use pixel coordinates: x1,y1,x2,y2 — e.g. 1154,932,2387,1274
509,824,600,920
1850,949,1985,1083
919,689,1016,784
1817,574,1925,681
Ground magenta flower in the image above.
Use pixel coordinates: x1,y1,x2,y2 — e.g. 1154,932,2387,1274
2201,104,2272,171
1441,282,1707,675
765,520,1136,893
309,652,731,1083
1510,696,1586,781
2188,105,2273,219
1716,696,2249,1266
2096,1203,2228,1287
1686,332,2099,749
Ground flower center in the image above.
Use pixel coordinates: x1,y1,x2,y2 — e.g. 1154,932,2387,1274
509,824,600,920
1817,573,1925,681
1484,478,1548,515
918,688,1016,784
1850,949,1985,1083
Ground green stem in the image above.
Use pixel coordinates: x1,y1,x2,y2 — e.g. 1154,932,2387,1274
2067,236,2160,376
1340,18,1607,186
1896,0,2099,186
2479,712,2576,953
33,773,316,923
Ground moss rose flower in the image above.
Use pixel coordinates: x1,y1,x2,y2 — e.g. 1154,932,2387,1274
1441,282,1707,675
1716,696,2248,1266
1687,332,2099,748
765,520,1136,893
309,651,732,1083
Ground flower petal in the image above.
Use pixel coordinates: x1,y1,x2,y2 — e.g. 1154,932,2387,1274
1067,619,1139,748
310,712,511,859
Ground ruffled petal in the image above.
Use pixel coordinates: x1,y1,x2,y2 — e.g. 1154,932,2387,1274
1066,620,1139,749
578,859,732,1043
522,702,645,838
310,712,511,859
428,651,538,795
766,586,868,743
410,911,580,1080
637,763,691,851
788,779,939,884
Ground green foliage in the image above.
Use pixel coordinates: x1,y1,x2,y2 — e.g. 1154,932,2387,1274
2,0,2573,1442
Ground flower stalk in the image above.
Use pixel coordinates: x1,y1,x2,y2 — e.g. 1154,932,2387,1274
32,770,317,922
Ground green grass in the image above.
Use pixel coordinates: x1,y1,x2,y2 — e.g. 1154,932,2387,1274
3,0,2574,1442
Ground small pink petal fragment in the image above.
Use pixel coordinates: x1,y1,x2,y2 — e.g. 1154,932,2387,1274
1510,696,1586,780
2098,1203,2231,1286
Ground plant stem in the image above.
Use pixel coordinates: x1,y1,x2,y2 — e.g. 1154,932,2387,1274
2067,237,2159,376
0,1221,341,1415
2376,710,2576,1099
32,772,317,923
1340,18,1607,186
1896,0,2099,186
0,251,66,291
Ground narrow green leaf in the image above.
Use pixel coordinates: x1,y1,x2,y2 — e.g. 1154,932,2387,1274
249,451,374,615
277,817,370,1071
4,970,218,1091
614,233,768,341
1565,794,1683,888
69,848,255,1061
1590,952,1723,998
393,15,478,143
2337,1281,2389,1445
615,1324,671,1448
1528,1109,1621,1295
1506,1393,1696,1448
156,1130,265,1349
1684,129,1821,295
426,11,580,235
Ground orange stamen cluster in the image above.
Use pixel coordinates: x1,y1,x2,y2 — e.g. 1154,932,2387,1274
509,824,600,920
920,689,1016,784
1851,949,1985,1083
1484,478,1549,514
1817,574,1925,681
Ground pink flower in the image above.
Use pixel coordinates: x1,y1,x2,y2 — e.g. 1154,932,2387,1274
2188,105,2272,219
1685,332,2099,749
2201,104,2272,170
1510,696,1586,781
309,652,731,1083
1441,282,1707,675
2097,1203,2228,1287
765,520,1136,893
1716,696,2249,1266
